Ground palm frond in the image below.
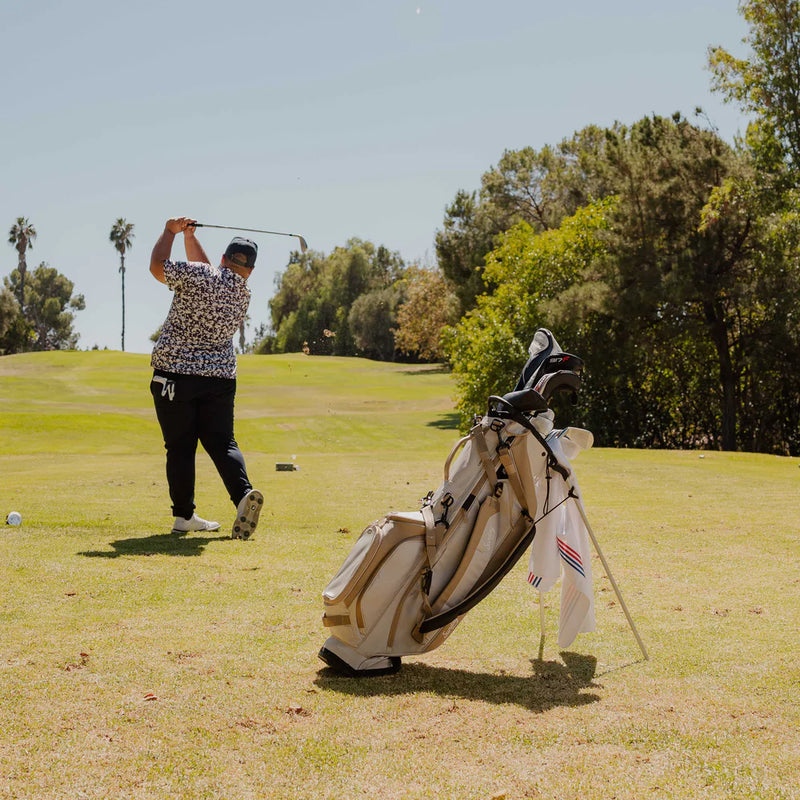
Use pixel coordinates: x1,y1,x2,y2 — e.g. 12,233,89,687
109,218,135,254
8,217,36,247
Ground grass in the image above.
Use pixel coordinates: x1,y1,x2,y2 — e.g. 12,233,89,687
1,351,799,799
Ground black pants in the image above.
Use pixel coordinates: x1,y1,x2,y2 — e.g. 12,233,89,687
150,371,252,520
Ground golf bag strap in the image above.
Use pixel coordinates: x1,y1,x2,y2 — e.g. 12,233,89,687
322,613,350,628
421,504,439,566
496,443,532,520
474,428,499,493
419,513,536,634
489,396,570,480
444,434,472,482
412,575,435,644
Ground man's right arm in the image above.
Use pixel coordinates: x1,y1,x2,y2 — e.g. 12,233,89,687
150,217,190,284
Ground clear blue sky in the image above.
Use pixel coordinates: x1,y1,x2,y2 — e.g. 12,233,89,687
2,0,750,354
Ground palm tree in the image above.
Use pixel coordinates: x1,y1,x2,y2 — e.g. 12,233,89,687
8,217,36,310
109,218,135,351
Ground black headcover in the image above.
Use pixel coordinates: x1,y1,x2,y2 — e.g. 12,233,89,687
533,370,581,404
510,328,584,407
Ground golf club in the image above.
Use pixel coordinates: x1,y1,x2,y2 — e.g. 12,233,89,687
190,222,308,253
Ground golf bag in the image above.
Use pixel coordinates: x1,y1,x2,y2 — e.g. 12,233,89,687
319,329,592,676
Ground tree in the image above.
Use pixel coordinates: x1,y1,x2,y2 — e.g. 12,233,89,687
436,126,619,313
0,288,27,354
708,0,800,177
435,190,505,314
726,190,800,453
3,263,85,350
394,267,459,361
0,287,17,339
481,128,616,231
269,240,406,356
348,286,404,361
109,218,135,351
8,217,36,310
446,115,800,453
598,116,758,451
445,201,613,428
706,2,800,452
237,313,251,354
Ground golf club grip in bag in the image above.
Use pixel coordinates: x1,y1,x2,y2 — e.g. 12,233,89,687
319,403,560,676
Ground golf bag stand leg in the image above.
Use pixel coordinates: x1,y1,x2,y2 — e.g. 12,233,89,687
572,496,649,661
537,591,546,661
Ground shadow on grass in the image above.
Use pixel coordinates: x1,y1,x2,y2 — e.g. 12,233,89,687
400,364,451,375
315,651,600,712
426,412,460,430
78,530,230,558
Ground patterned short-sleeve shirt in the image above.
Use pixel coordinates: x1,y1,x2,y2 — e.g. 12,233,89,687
151,259,251,379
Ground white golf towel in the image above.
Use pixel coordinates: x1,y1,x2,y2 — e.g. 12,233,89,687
526,438,595,648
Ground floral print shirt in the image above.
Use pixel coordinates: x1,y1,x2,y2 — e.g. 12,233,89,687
151,260,251,379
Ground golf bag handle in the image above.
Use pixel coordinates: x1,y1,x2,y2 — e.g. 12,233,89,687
443,435,472,482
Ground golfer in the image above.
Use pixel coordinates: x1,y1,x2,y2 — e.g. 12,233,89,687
149,216,263,539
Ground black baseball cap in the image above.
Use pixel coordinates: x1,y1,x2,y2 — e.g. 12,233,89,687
224,237,258,270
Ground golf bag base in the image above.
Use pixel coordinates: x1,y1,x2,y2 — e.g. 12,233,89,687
319,637,402,677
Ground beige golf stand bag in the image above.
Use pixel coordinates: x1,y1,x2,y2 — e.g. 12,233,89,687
319,330,647,676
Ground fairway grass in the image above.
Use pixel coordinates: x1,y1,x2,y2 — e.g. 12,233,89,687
1,351,799,799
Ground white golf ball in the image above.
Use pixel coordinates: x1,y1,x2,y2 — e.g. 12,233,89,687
6,511,22,526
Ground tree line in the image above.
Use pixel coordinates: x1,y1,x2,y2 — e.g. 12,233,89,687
258,239,458,362
264,0,800,456
1,218,133,353
438,0,800,455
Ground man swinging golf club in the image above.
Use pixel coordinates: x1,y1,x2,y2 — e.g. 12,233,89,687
149,216,263,539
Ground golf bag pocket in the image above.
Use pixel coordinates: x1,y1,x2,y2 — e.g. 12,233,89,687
322,512,428,649
428,494,500,616
322,521,383,606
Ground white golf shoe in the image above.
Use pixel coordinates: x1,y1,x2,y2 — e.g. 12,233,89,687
232,489,264,540
171,514,221,534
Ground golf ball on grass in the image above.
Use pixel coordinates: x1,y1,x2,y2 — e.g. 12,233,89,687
6,511,22,526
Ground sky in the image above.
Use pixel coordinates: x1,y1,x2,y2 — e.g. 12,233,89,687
1,0,751,355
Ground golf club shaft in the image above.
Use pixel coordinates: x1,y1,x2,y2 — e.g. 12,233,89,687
190,222,308,253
